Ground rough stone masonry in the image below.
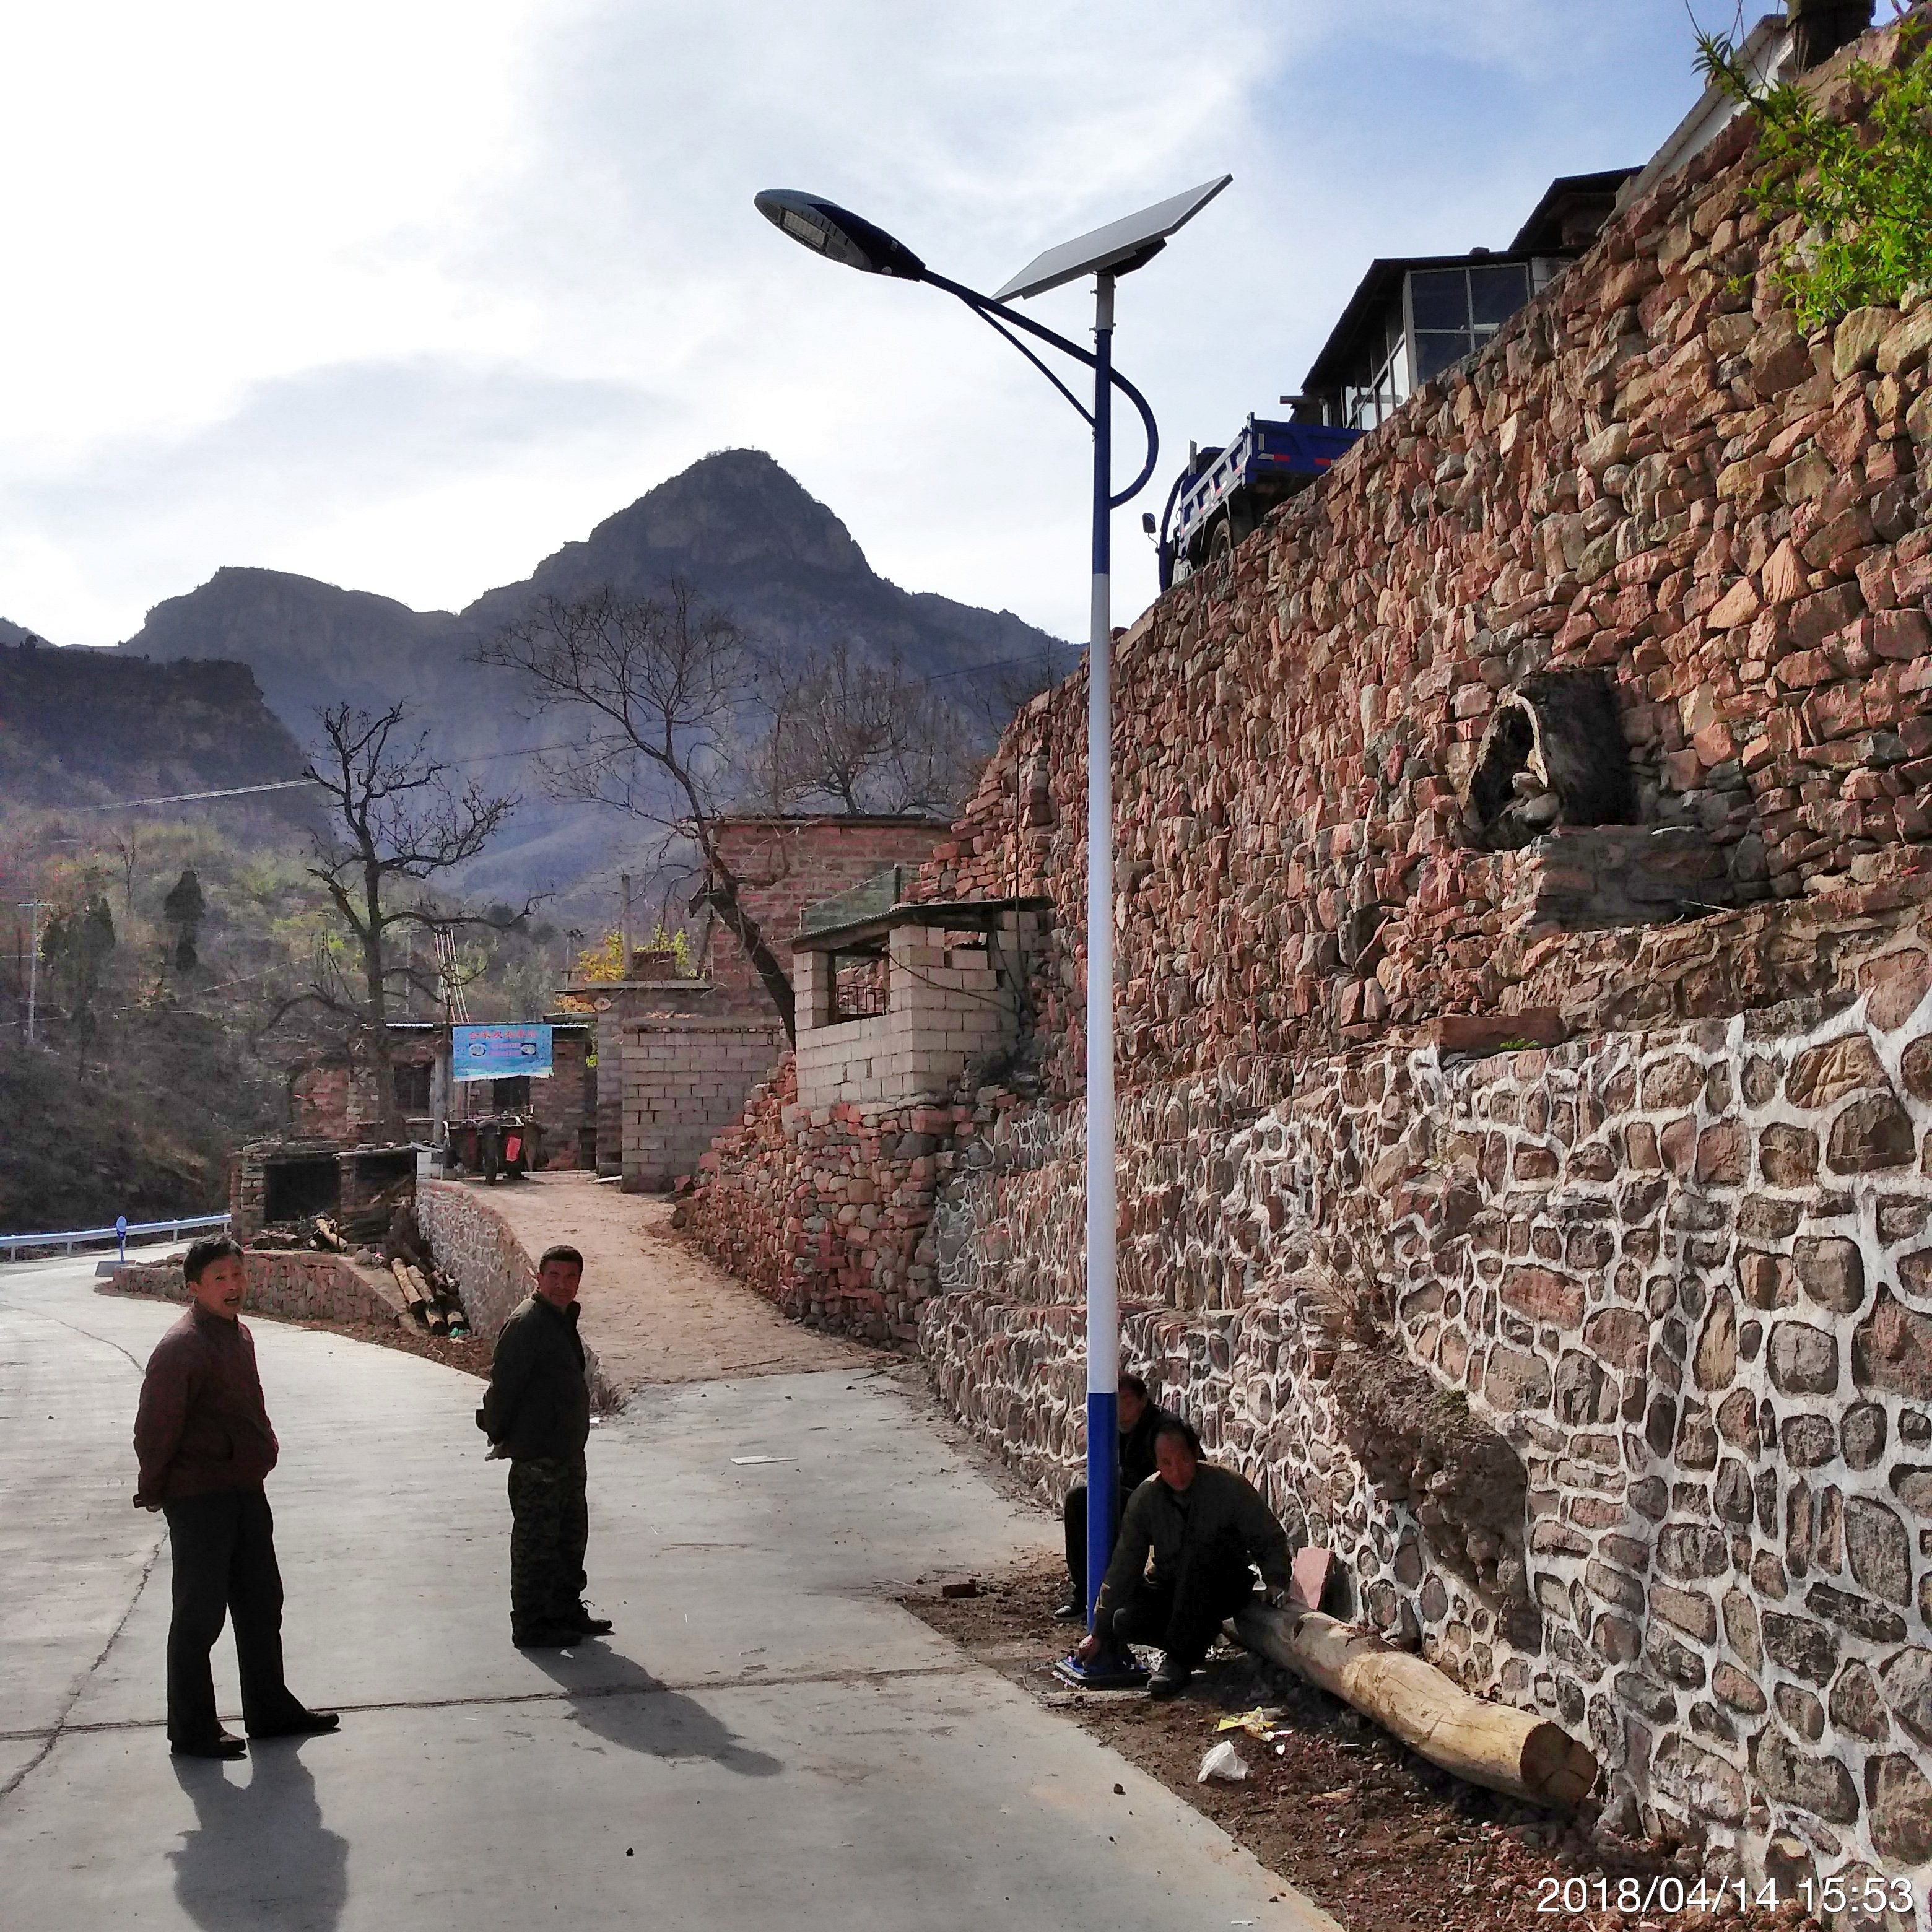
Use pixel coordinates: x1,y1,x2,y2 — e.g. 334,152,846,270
682,14,1932,1897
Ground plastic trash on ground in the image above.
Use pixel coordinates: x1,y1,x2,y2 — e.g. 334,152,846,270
1216,1706,1285,1739
1197,1740,1251,1783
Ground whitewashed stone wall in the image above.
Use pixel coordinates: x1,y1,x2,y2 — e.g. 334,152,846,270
921,976,1932,1894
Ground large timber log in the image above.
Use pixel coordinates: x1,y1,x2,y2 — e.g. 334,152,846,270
1233,1601,1598,1809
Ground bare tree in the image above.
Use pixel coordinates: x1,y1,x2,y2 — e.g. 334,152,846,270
756,640,981,817
298,702,520,1138
476,581,801,1035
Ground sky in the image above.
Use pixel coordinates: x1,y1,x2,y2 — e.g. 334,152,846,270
0,0,1760,651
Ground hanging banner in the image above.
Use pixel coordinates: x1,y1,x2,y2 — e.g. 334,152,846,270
451,1023,554,1082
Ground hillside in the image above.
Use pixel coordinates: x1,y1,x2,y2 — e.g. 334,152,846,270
112,450,1073,897
0,636,311,823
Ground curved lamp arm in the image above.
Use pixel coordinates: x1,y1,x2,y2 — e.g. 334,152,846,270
921,271,1160,509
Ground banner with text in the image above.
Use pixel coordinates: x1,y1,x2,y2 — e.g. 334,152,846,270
451,1023,553,1082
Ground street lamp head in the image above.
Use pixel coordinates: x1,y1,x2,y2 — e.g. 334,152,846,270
754,190,926,280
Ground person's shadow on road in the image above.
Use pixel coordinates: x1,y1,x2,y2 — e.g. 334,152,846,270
169,1743,349,1932
523,1642,781,1777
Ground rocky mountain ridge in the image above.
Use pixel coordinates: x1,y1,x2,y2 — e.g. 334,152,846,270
104,450,1070,896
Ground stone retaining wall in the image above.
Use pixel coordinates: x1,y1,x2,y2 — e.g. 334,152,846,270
679,18,1932,1892
110,1251,406,1326
682,1055,1023,1341
912,17,1932,1108
920,946,1932,1892
414,1179,535,1340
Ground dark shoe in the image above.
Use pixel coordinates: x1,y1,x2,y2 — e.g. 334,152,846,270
248,1709,339,1739
1051,1596,1085,1624
513,1625,583,1649
562,1603,614,1636
1146,1666,1193,1700
172,1733,246,1760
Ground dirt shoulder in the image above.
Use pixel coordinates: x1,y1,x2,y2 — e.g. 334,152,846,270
463,1172,872,1393
902,1557,1815,1932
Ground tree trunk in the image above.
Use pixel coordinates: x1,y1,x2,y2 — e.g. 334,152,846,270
362,861,404,1141
1233,1602,1598,1809
700,860,796,1041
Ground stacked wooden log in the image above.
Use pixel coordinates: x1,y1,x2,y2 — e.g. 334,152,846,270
383,1203,471,1338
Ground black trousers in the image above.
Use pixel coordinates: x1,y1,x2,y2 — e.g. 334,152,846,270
162,1487,305,1745
1105,1545,1255,1673
508,1453,589,1634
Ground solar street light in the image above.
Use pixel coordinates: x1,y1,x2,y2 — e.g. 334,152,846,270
757,177,1231,1683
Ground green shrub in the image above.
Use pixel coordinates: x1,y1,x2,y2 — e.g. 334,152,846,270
1697,20,1932,327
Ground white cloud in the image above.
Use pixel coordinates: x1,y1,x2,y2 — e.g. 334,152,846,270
1,0,1736,646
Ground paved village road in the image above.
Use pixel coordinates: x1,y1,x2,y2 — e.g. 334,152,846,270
0,1256,1334,1932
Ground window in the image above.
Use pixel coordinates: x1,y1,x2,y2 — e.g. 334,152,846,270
393,1062,432,1113
491,1076,531,1110
1344,304,1411,430
1407,263,1531,386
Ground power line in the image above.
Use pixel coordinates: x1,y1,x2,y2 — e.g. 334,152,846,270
59,642,1085,814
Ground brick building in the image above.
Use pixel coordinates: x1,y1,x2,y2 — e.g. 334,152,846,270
581,815,950,1187
290,1020,594,1168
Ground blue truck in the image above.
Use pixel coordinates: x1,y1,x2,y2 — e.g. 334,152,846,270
1148,416,1364,590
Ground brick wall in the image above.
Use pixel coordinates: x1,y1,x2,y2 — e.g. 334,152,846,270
794,913,1037,1108
621,1014,787,1190
705,816,949,1012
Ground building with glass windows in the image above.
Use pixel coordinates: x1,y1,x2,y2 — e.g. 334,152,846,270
1290,169,1635,433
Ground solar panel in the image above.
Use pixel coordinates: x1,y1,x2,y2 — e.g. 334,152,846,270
991,176,1232,302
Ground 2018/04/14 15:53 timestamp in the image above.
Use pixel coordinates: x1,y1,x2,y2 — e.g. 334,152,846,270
1535,1872,1919,1919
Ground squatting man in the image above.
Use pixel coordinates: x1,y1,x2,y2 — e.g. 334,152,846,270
1075,1415,1297,1697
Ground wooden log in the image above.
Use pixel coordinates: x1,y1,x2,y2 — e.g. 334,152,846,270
389,1258,426,1308
1233,1602,1598,1809
313,1217,343,1252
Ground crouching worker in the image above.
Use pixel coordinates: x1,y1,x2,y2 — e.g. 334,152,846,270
133,1237,340,1759
1075,1416,1295,1699
1055,1371,1172,1621
478,1245,611,1648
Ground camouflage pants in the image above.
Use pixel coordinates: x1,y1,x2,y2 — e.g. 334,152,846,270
507,1454,588,1635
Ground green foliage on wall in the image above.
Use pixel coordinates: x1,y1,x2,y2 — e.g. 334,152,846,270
1697,22,1932,328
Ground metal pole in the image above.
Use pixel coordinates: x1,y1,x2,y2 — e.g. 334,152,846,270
19,901,48,1046
1084,271,1118,1626
620,873,633,977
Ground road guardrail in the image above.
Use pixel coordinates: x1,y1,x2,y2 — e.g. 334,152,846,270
0,1212,231,1264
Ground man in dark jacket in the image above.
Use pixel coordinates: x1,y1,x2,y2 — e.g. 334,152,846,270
1076,1416,1296,1698
133,1237,339,1759
1055,1372,1173,1621
479,1244,607,1647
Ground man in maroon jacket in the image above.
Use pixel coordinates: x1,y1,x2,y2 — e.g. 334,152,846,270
133,1237,339,1759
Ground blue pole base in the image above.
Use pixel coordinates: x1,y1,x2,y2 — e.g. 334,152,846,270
1053,1645,1149,1691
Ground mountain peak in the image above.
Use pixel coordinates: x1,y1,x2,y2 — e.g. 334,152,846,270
505,448,870,607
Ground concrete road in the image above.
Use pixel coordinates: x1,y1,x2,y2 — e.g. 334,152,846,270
0,1256,1333,1932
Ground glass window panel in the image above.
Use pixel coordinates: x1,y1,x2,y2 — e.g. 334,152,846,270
1469,263,1531,327
1389,341,1412,403
1408,269,1468,331
1416,331,1473,381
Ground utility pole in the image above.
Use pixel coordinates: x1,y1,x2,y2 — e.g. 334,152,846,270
620,873,634,978
17,902,50,1046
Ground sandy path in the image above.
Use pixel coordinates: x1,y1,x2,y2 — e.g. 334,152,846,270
469,1171,868,1392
